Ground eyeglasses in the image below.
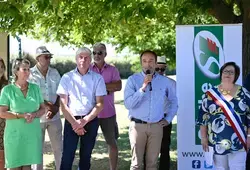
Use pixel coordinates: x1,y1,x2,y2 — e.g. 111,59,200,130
93,51,105,55
155,68,166,72
222,70,235,75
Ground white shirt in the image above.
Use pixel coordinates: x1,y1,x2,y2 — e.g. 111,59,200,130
29,65,61,122
56,68,107,116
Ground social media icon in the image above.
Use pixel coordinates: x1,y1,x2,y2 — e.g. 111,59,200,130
192,160,201,169
204,161,213,169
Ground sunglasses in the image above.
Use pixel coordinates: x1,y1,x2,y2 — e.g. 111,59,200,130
93,51,105,55
13,58,30,70
13,58,24,67
44,55,52,60
155,68,166,72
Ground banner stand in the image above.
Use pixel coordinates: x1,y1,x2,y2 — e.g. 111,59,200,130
176,24,242,170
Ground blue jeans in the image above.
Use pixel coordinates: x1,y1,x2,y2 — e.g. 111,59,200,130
60,117,98,170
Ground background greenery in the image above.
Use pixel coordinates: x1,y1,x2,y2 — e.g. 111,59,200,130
1,0,218,69
11,53,176,79
2,0,250,75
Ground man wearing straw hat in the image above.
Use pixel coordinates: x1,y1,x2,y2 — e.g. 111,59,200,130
29,46,63,170
155,56,177,170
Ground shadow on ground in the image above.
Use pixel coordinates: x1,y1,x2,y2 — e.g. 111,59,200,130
90,125,177,170
44,127,131,170
44,124,177,170
45,124,177,170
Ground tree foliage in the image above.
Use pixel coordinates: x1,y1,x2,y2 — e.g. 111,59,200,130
0,0,216,67
178,0,250,75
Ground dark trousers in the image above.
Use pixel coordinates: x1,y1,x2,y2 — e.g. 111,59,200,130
246,151,250,170
60,117,98,170
159,123,172,170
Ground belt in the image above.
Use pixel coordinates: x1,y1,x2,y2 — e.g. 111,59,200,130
74,115,86,119
131,117,148,124
74,116,98,122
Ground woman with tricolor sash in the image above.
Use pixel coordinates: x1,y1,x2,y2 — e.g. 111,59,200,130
197,62,250,170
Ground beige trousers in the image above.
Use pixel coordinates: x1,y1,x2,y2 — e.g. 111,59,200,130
129,121,163,170
32,119,63,170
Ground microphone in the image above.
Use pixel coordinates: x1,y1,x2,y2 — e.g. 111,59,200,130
145,70,152,91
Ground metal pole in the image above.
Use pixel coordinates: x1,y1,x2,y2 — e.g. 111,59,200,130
16,35,22,58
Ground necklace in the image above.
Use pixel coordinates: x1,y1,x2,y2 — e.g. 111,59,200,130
219,85,233,95
219,88,231,95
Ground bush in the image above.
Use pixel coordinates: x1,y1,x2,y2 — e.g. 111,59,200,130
51,56,175,78
107,58,134,79
10,54,174,79
51,56,136,79
51,58,76,76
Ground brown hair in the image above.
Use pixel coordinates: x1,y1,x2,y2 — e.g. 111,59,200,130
0,57,8,90
12,58,30,81
140,50,157,62
220,62,240,83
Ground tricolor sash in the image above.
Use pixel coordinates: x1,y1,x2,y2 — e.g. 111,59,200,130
206,87,247,151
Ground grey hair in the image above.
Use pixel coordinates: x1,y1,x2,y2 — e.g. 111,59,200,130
76,47,92,58
93,42,106,51
12,58,30,81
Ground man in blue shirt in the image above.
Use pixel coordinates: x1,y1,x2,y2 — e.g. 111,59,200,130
57,47,107,170
124,50,178,170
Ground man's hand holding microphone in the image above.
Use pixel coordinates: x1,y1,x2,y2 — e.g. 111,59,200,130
141,70,153,92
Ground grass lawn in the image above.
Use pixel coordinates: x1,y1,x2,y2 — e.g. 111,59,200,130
43,79,177,170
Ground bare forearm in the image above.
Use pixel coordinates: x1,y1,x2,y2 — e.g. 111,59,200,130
45,103,59,115
106,81,121,92
84,103,103,122
61,104,76,124
0,111,25,119
200,125,208,138
34,107,45,118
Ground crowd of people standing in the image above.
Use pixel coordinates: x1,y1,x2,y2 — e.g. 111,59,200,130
0,43,250,170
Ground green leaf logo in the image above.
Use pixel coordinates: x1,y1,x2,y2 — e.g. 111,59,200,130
193,31,224,78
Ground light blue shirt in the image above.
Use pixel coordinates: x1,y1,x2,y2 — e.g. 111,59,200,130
124,72,178,123
56,68,107,116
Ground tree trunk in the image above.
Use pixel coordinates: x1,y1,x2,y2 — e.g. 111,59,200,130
242,4,250,77
209,1,250,78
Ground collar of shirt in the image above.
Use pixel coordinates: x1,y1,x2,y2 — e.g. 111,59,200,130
91,62,109,72
74,68,91,76
33,65,51,78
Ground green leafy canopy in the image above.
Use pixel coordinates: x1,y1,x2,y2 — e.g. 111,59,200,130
0,0,216,67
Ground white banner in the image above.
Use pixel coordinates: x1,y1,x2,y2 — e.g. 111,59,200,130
176,24,242,170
